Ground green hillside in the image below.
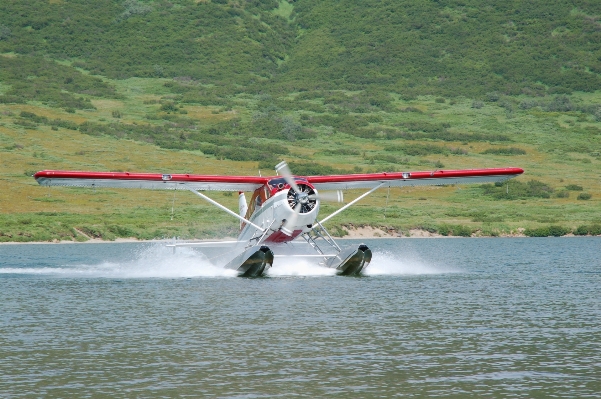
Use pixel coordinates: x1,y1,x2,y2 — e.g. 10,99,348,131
0,0,293,84
0,0,600,242
2,0,601,94
282,0,601,96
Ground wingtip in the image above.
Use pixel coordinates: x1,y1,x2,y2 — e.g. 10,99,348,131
33,170,47,179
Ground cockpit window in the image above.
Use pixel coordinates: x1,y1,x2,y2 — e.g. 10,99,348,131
267,177,310,192
267,178,288,191
245,186,269,219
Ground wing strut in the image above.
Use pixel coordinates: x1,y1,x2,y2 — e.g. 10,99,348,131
187,188,265,232
313,183,385,227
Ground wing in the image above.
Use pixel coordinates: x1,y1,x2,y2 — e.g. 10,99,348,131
306,167,524,190
34,170,269,191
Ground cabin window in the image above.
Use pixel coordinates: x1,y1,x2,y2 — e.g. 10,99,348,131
245,186,270,219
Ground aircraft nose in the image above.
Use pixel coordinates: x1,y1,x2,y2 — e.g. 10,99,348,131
297,192,309,204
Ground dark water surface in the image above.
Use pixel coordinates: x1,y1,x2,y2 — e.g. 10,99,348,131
1,238,600,397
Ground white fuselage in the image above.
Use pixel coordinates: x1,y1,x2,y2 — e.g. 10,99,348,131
238,189,320,244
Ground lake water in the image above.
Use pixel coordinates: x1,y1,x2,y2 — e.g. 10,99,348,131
1,238,600,397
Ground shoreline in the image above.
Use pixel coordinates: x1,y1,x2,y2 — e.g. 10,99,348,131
0,226,597,245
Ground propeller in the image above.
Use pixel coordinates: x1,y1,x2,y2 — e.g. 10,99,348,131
276,161,343,236
281,202,302,236
276,161,343,203
275,161,301,193
308,190,343,203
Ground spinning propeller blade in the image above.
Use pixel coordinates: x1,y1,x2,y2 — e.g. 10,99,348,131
309,190,343,203
275,161,301,193
282,202,302,236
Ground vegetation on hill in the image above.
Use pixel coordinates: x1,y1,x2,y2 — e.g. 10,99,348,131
282,0,601,96
0,56,119,110
0,0,293,83
2,0,601,95
1,0,600,241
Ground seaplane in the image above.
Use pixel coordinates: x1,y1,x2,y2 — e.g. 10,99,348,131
34,162,523,277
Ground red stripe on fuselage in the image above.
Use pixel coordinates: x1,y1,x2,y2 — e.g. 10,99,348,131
265,229,303,243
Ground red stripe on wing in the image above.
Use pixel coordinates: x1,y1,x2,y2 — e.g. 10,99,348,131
33,170,270,185
306,167,524,184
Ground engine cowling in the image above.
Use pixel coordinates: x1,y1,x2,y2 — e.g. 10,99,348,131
286,183,317,214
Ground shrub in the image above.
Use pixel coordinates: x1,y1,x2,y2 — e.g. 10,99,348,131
454,225,473,237
449,147,468,155
435,97,445,103
0,25,11,40
397,121,445,133
565,184,583,191
401,107,423,113
481,180,554,200
519,100,538,110
524,226,548,237
577,193,591,200
4,143,24,150
437,224,472,237
548,225,570,237
486,92,500,102
524,225,569,237
14,120,37,129
555,191,569,198
471,101,484,109
545,96,575,112
50,119,79,130
280,116,302,141
160,102,179,112
438,224,451,236
322,148,360,156
481,147,526,155
574,225,601,236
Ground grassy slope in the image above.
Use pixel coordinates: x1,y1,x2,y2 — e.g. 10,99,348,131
1,73,599,241
0,0,600,241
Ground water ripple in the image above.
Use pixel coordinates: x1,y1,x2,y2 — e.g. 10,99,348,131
1,238,600,397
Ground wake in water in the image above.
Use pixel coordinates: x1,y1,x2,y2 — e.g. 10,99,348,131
267,249,458,276
0,244,237,278
1,244,458,278
363,250,460,275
